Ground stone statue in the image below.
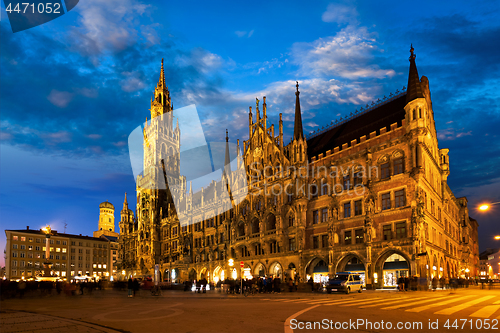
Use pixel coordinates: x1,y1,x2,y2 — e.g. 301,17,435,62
331,207,338,221
297,229,304,250
366,198,374,216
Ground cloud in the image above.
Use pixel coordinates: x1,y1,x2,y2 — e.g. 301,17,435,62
65,0,154,57
291,26,396,80
47,90,74,108
322,3,358,25
235,30,254,38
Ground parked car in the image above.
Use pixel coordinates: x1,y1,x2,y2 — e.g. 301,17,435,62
326,272,363,294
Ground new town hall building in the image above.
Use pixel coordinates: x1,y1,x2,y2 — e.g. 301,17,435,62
117,47,479,288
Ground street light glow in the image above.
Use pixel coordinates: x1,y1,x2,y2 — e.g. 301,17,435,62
495,236,500,240
479,204,489,211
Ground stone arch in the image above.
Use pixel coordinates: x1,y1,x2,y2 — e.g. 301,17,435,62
250,217,260,234
305,256,329,275
335,252,366,274
374,248,411,288
268,261,283,278
285,208,296,228
188,268,197,281
237,220,245,237
267,213,276,231
199,267,208,280
253,262,266,277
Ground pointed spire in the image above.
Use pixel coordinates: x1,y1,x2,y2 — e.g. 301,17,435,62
123,192,128,211
406,44,424,103
293,81,304,140
224,129,231,176
158,58,166,88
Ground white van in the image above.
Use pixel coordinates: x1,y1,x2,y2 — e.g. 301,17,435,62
326,272,363,294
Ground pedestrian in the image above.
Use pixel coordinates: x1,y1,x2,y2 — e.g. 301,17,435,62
18,280,26,298
133,278,139,297
308,277,314,292
397,276,404,291
404,276,409,292
127,277,134,297
432,276,438,291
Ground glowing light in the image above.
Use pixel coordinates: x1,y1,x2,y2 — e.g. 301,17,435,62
231,268,237,280
495,236,500,240
172,270,176,280
479,204,489,211
228,259,234,267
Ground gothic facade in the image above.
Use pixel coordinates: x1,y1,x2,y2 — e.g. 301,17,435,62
117,48,479,288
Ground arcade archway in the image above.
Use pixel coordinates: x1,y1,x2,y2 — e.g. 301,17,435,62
306,257,329,284
336,254,366,285
375,250,410,288
269,261,283,279
254,262,266,277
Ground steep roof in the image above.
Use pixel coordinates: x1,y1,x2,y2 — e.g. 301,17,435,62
406,45,424,103
293,82,304,140
306,93,407,158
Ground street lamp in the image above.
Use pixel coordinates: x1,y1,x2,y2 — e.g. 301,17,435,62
42,225,52,278
495,236,500,240
478,201,500,211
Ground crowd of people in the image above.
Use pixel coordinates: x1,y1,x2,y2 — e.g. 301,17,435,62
0,279,106,299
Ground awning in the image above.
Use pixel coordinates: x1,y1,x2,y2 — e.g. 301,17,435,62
383,261,409,270
345,263,365,272
313,266,329,273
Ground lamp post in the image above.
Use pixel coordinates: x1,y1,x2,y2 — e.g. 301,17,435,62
42,226,52,277
478,201,500,211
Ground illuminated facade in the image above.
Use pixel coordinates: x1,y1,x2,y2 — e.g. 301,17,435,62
4,227,112,280
118,47,479,288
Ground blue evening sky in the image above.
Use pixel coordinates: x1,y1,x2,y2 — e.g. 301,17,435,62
1,0,499,266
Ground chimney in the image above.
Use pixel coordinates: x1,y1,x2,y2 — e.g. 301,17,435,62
27,226,29,230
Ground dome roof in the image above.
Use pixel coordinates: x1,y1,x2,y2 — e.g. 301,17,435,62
100,201,114,209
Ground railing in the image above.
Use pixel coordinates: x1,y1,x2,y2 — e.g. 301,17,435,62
306,88,407,140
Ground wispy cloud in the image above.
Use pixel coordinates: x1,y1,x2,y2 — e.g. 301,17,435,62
322,3,358,25
234,30,254,38
291,26,395,80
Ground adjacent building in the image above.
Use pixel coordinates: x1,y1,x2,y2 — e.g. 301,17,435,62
117,47,479,288
4,227,112,281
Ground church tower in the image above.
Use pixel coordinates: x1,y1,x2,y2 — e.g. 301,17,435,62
94,201,119,238
135,59,184,274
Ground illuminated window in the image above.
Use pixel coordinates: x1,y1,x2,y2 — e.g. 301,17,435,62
56,248,61,252
62,248,67,253
103,264,106,269
21,237,26,242
344,231,352,245
13,236,18,241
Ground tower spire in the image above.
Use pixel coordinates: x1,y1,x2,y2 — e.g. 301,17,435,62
158,58,166,88
224,129,231,176
293,81,304,140
122,192,128,211
406,44,424,103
